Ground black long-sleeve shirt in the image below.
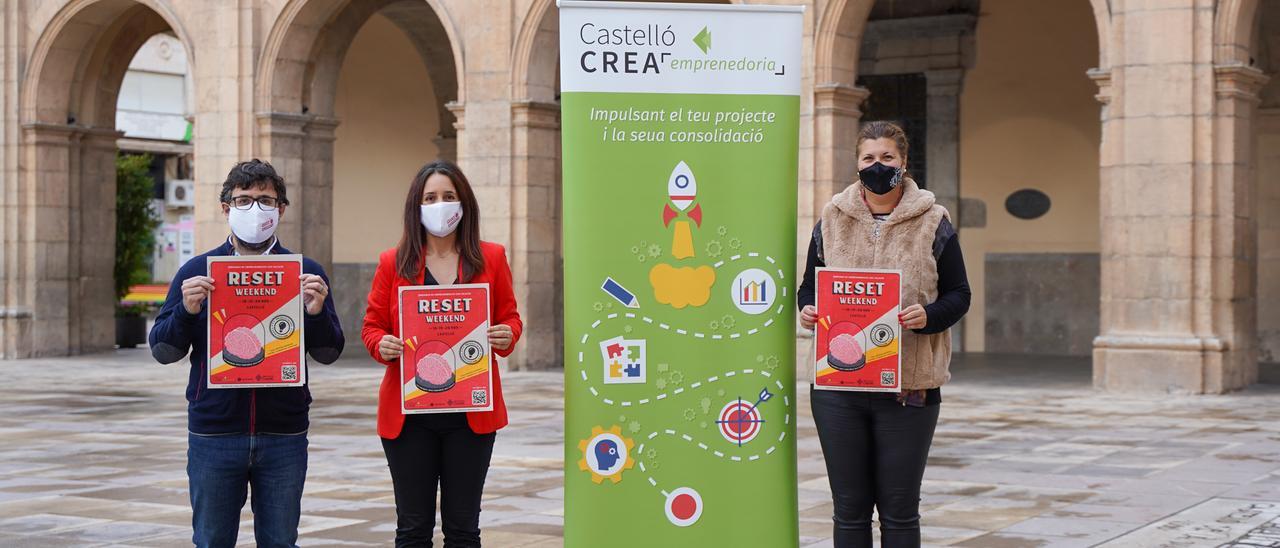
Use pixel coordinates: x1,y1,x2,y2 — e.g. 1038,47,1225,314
797,217,971,335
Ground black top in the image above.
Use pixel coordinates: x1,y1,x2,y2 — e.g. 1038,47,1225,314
423,267,458,286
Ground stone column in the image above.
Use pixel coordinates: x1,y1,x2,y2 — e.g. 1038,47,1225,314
434,135,458,163
13,124,77,357
10,124,121,357
509,100,561,371
924,68,964,221
446,101,466,168
1092,2,1268,393
1208,64,1269,389
811,84,870,218
254,114,338,267
255,113,309,253
808,84,869,316
76,128,124,353
301,116,339,269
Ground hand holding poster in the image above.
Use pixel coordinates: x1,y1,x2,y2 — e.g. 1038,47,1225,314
207,255,305,388
814,268,902,392
398,284,492,414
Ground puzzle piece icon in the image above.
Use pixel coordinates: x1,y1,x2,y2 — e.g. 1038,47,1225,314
623,362,642,378
606,343,626,359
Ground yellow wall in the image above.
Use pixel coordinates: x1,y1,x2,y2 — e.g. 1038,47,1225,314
957,0,1101,351
332,13,441,263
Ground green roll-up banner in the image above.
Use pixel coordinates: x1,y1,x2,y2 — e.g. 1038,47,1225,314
560,2,802,546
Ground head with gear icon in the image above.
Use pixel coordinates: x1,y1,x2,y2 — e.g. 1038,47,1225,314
594,439,620,471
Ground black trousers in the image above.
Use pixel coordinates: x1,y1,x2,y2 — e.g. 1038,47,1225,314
810,387,940,548
381,413,496,548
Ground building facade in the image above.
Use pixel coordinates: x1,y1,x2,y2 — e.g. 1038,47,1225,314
0,0,1276,393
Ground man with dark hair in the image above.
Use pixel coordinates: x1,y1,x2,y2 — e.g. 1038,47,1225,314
149,159,344,548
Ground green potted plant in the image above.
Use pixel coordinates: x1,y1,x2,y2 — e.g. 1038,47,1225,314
115,153,160,348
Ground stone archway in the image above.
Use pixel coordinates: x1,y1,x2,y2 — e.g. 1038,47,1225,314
1214,0,1279,374
509,0,563,370
8,0,195,358
1090,0,1269,393
253,0,464,268
811,0,1112,359
811,0,1113,221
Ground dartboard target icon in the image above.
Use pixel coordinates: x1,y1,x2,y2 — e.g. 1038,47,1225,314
715,388,772,446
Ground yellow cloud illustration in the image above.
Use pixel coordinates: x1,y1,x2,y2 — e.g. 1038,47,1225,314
649,263,716,309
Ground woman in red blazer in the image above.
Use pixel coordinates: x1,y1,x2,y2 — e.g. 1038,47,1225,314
361,160,522,547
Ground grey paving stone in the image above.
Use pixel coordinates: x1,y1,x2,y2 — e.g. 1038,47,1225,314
0,350,1277,546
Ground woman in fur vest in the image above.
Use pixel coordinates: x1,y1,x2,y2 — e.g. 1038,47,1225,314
797,121,972,548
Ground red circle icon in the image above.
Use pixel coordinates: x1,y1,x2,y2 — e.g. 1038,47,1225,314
664,487,702,527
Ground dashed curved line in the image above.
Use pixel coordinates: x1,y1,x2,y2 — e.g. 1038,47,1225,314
643,429,775,464
582,368,781,407
579,306,780,341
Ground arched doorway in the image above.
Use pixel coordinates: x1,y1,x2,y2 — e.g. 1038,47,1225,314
812,0,1109,359
1247,0,1279,378
10,0,196,358
957,0,1102,357
256,0,463,334
511,0,563,370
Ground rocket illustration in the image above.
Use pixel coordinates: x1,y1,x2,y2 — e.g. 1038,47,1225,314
664,161,703,227
663,161,702,259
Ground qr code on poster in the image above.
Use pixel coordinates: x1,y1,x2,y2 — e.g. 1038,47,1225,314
281,365,298,381
880,371,896,387
471,389,487,406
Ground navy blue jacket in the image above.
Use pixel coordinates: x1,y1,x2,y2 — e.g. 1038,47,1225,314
149,239,344,435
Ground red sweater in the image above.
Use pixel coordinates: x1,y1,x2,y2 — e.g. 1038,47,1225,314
362,241,523,438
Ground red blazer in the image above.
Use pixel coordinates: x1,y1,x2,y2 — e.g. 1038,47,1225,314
362,241,523,438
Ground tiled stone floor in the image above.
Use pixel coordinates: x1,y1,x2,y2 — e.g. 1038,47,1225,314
0,349,1278,547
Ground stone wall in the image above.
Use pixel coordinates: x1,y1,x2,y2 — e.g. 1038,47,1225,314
984,253,1100,356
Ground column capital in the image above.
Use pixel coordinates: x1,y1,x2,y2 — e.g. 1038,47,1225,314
255,112,310,138
1087,68,1112,105
814,84,871,118
445,101,466,132
1214,64,1269,103
21,123,122,147
511,100,561,130
22,123,76,147
303,116,340,142
80,127,125,150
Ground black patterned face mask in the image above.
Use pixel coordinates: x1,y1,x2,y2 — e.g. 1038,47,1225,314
858,162,903,195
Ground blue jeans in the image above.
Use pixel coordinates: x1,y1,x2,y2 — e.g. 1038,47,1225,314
188,432,309,548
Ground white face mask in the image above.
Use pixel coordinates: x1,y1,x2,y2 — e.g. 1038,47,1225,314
420,201,463,237
228,204,279,244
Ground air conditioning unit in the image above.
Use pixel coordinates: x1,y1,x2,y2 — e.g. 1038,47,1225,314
165,179,195,208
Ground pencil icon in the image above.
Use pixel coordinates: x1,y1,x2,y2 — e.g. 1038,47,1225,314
601,277,639,308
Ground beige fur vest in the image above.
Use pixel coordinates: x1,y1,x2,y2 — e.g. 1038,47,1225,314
819,179,953,389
